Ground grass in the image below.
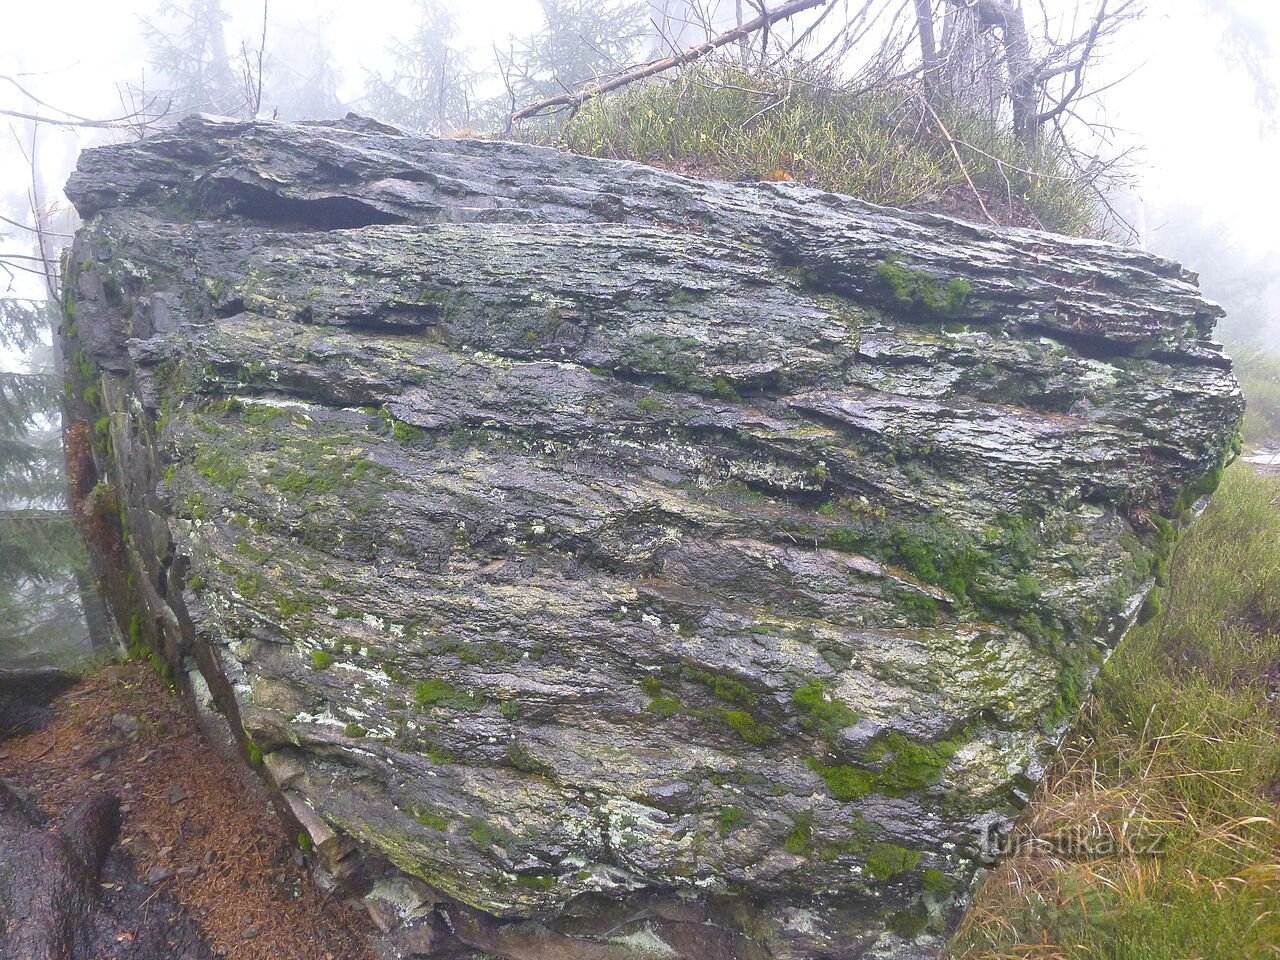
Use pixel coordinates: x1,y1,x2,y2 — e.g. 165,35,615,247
1231,345,1280,449
951,463,1280,959
550,60,1097,235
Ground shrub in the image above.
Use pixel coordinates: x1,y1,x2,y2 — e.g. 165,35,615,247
551,61,1096,235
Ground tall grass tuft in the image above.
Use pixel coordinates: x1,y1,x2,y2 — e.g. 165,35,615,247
951,463,1280,959
541,61,1097,235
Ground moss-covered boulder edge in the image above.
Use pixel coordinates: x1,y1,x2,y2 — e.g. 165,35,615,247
59,115,1243,960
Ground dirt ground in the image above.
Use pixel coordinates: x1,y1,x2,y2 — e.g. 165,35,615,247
0,661,376,960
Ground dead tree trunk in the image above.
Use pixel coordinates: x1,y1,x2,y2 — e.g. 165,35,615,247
953,0,1038,147
0,783,121,960
914,0,940,97
996,2,1038,148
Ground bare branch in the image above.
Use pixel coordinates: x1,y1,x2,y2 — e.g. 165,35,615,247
512,0,832,121
916,92,997,224
1035,0,1108,126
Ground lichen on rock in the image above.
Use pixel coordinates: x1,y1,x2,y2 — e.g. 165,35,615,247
60,114,1243,959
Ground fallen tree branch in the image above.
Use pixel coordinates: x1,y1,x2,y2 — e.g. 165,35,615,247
511,0,831,120
917,93,997,225
0,106,164,129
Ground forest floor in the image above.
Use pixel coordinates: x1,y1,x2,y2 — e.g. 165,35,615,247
0,662,375,960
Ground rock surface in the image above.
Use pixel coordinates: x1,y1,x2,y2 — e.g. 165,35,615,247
60,115,1242,959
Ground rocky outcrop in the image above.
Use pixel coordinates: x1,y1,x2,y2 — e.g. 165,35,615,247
60,115,1242,959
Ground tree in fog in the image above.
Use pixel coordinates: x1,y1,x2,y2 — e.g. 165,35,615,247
141,0,241,117
1198,0,1277,122
647,0,712,52
0,300,99,666
493,0,650,125
266,14,345,120
365,0,477,133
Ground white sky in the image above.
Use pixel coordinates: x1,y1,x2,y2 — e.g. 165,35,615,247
1,0,1278,280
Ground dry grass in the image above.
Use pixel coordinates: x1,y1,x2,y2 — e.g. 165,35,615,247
546,61,1098,235
952,464,1280,959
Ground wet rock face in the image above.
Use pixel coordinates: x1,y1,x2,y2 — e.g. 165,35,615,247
62,115,1242,959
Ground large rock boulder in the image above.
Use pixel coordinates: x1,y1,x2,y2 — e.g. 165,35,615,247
60,115,1242,959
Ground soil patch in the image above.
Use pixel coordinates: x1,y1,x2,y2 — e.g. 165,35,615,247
0,661,375,960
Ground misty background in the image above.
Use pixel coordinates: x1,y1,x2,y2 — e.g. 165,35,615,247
0,0,1277,665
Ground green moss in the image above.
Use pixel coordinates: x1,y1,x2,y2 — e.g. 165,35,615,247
424,745,453,764
1137,587,1163,625
792,679,859,733
258,430,393,497
233,570,263,597
715,708,772,745
710,376,739,400
875,258,972,318
1045,646,1091,727
514,872,557,891
310,650,335,670
414,807,449,831
822,516,988,603
247,743,263,767
889,901,930,938
392,419,425,443
784,814,813,855
865,841,922,880
242,404,287,426
643,672,768,740
922,867,951,893
685,667,757,706
72,349,96,381
276,595,310,619
635,396,664,413
717,805,747,837
808,758,875,801
128,612,145,657
414,678,486,711
1175,461,1227,514
343,722,367,738
872,733,960,794
468,817,517,850
901,591,939,624
297,832,313,852
499,700,522,721
645,694,684,718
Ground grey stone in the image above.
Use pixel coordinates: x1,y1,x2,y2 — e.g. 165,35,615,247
145,865,175,884
59,114,1243,959
109,714,140,739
